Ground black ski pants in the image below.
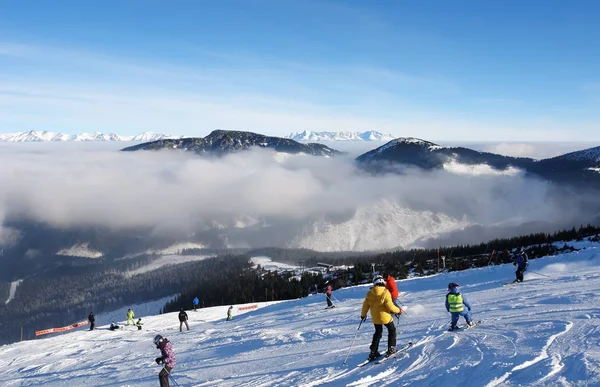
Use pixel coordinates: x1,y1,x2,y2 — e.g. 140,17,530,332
516,266,526,282
370,321,396,353
89,322,95,330
159,366,172,387
326,294,333,307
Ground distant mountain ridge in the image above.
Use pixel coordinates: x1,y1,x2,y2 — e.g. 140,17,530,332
286,130,396,142
0,130,183,142
122,130,342,157
356,137,600,186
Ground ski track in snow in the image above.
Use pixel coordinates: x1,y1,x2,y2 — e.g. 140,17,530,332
2,241,600,386
4,279,23,305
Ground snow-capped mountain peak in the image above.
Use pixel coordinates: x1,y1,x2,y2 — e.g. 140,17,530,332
286,130,396,142
0,131,183,142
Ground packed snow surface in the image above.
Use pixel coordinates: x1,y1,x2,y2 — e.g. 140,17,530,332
2,241,600,386
4,279,23,305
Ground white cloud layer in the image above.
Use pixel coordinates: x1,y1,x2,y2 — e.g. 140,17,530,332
0,142,596,251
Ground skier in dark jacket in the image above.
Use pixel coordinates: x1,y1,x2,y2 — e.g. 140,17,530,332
178,309,189,332
514,249,529,282
154,334,176,387
88,312,95,330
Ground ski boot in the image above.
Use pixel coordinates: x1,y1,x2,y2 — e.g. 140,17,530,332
368,350,381,361
448,325,458,331
385,347,397,357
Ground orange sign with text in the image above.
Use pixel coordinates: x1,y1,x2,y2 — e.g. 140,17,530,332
35,320,88,336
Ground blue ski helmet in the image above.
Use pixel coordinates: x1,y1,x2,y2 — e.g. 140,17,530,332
153,334,163,347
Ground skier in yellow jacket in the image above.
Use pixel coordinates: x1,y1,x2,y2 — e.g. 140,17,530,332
126,309,135,326
361,275,403,360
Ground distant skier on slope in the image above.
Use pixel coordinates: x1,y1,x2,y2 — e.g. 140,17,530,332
88,312,95,331
193,297,199,311
446,282,474,331
383,273,401,311
361,275,402,360
178,309,189,331
109,321,120,331
135,318,143,330
126,308,135,326
325,282,334,308
154,334,176,387
226,306,233,321
513,248,529,282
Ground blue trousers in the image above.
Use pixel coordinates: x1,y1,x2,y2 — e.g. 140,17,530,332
451,310,472,327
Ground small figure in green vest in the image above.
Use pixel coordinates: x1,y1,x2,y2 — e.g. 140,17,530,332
446,282,473,331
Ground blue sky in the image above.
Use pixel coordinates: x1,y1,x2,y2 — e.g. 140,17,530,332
0,0,599,141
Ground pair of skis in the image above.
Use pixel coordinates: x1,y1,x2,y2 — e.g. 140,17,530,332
356,341,413,367
448,320,483,331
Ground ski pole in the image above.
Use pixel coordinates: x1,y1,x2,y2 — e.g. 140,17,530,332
342,319,364,366
528,270,551,278
169,374,181,387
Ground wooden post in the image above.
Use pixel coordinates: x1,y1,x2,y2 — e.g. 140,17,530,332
487,250,496,266
20,326,23,342
437,248,440,272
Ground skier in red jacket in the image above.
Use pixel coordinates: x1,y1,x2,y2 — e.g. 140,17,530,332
383,273,402,313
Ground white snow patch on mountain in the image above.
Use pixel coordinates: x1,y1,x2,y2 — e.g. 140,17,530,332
443,160,523,176
375,137,443,154
125,254,213,278
250,256,300,271
0,130,183,142
4,279,23,305
286,130,396,142
3,241,600,386
56,243,104,259
290,200,469,251
589,167,600,173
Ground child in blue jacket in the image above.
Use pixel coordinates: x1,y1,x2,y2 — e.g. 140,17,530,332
446,282,474,331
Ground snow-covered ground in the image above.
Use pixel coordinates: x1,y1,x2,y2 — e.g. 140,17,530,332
2,241,600,386
4,279,23,305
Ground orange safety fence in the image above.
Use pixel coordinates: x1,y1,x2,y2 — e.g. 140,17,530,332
35,320,88,337
238,304,258,311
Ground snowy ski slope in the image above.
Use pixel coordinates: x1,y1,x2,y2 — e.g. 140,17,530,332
2,241,600,386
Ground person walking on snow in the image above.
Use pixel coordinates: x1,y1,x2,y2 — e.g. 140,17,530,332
513,248,529,282
325,282,334,308
178,308,189,331
88,312,95,330
126,308,135,326
154,334,176,387
361,275,402,360
446,282,474,331
135,318,143,330
226,306,233,321
193,297,199,311
383,273,401,312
